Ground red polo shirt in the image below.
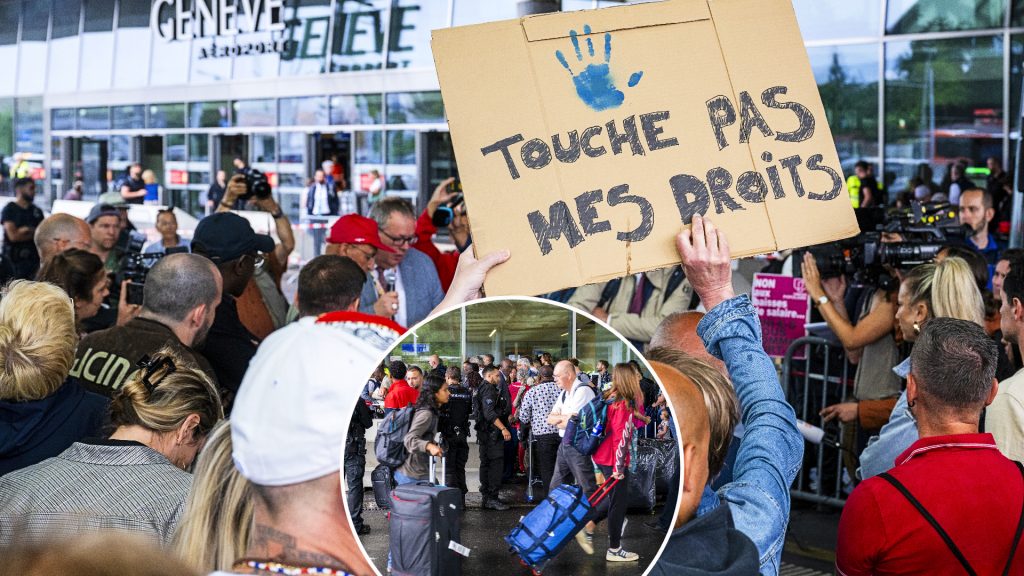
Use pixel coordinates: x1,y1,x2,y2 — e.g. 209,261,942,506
837,433,1024,575
384,379,419,410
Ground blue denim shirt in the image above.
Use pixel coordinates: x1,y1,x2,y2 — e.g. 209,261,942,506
858,358,917,480
695,295,804,576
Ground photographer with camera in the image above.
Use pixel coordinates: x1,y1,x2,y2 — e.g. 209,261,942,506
415,176,471,292
216,172,295,340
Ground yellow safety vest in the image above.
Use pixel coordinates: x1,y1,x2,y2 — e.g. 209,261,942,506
846,174,861,209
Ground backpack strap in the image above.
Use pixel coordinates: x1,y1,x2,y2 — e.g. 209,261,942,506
597,278,622,309
662,266,686,304
878,472,977,576
1002,461,1024,576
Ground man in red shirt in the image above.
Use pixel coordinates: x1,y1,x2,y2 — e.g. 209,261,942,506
383,361,419,412
837,317,1024,575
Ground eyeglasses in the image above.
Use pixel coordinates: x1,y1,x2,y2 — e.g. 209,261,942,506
349,245,376,262
137,355,177,394
379,229,418,247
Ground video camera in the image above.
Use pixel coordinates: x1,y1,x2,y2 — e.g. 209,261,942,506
803,202,971,291
237,168,273,201
432,177,465,228
115,232,188,306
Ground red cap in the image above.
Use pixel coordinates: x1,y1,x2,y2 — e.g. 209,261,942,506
327,214,396,253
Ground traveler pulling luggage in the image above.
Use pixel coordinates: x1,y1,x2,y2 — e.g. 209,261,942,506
389,455,467,576
505,477,620,575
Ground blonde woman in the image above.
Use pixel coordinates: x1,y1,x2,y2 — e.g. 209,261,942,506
173,420,253,573
0,280,109,476
0,347,223,545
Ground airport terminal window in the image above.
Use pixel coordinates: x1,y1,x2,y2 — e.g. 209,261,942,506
148,103,186,129
386,92,444,124
279,131,306,166
79,0,115,92
165,134,186,162
189,101,230,129
112,105,145,130
576,317,632,374
234,99,278,127
1014,0,1024,25
354,131,382,164
280,96,328,126
393,310,461,368
808,44,879,173
279,0,332,76
17,0,49,96
15,98,42,154
452,0,518,25
464,301,572,363
884,36,1004,191
330,94,383,125
887,0,1005,34
49,0,83,94
253,134,277,163
112,0,151,89
52,109,77,131
109,135,131,163
1012,35,1024,135
330,0,388,73
386,130,416,165
0,4,15,97
792,0,880,41
78,107,110,131
189,134,210,163
0,99,16,157
386,0,446,71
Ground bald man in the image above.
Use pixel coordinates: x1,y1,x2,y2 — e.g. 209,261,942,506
647,362,757,575
34,213,92,266
650,311,727,377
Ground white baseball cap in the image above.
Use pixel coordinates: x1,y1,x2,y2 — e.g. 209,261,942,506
231,313,403,486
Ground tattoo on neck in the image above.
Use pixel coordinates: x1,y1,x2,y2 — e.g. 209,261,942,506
250,524,345,568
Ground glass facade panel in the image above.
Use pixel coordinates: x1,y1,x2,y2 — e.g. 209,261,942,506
16,97,43,153
109,135,131,163
0,4,17,97
387,130,416,165
453,0,518,25
52,108,77,131
793,0,881,41
330,94,383,125
165,134,186,162
280,96,328,126
885,36,1004,191
330,0,388,72
232,28,281,80
79,107,110,130
189,134,210,162
392,309,461,367
148,103,186,129
234,99,277,127
18,0,49,95
280,0,332,76
576,317,632,374
48,0,82,93
354,130,383,163
278,132,307,189
191,37,234,84
112,0,151,89
253,134,277,163
387,0,446,70
887,0,1005,34
809,44,880,176
112,105,145,130
1012,35,1024,137
79,0,115,92
464,301,572,363
189,101,230,128
386,92,444,124
150,34,191,87
0,99,15,157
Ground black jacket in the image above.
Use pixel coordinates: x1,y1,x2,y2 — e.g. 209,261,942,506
649,504,759,576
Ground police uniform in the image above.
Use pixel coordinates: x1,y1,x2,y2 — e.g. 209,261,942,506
474,378,511,507
344,400,374,534
439,383,473,497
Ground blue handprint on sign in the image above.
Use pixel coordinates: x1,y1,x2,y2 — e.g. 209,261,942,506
555,25,643,112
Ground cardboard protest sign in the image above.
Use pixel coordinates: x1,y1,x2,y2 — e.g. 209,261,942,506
432,0,860,297
752,273,810,359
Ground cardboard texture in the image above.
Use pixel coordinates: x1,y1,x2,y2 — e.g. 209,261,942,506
432,0,860,297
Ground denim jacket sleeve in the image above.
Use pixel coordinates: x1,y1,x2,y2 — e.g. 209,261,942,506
697,295,804,576
858,390,917,479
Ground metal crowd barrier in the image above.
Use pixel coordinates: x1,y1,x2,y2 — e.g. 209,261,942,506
782,336,852,508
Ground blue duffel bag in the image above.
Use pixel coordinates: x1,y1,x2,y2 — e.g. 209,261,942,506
505,478,618,574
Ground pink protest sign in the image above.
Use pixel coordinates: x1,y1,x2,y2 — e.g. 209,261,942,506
752,273,810,359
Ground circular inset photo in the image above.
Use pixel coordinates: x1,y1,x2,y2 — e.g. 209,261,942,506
342,296,680,576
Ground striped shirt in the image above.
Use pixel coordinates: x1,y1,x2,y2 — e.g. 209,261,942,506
0,440,192,546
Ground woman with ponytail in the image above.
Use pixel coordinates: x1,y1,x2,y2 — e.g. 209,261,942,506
0,280,108,476
0,345,223,545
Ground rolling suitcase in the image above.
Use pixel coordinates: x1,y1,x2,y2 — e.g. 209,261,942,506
505,477,619,575
626,444,657,512
388,457,466,576
371,463,394,509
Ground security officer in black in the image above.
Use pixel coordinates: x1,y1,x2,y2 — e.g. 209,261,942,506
440,366,472,501
344,399,374,535
475,365,512,511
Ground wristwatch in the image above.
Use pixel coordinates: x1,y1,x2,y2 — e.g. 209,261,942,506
270,209,285,219
813,295,829,308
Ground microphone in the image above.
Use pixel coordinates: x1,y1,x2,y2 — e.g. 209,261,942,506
383,268,397,292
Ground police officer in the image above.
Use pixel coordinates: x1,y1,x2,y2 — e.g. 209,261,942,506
344,399,374,535
440,366,472,502
475,365,512,511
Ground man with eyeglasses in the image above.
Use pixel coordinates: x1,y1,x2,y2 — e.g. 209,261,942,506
192,212,274,411
361,197,444,328
325,213,401,319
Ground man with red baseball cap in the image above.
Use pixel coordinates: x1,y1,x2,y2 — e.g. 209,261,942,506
325,214,400,320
